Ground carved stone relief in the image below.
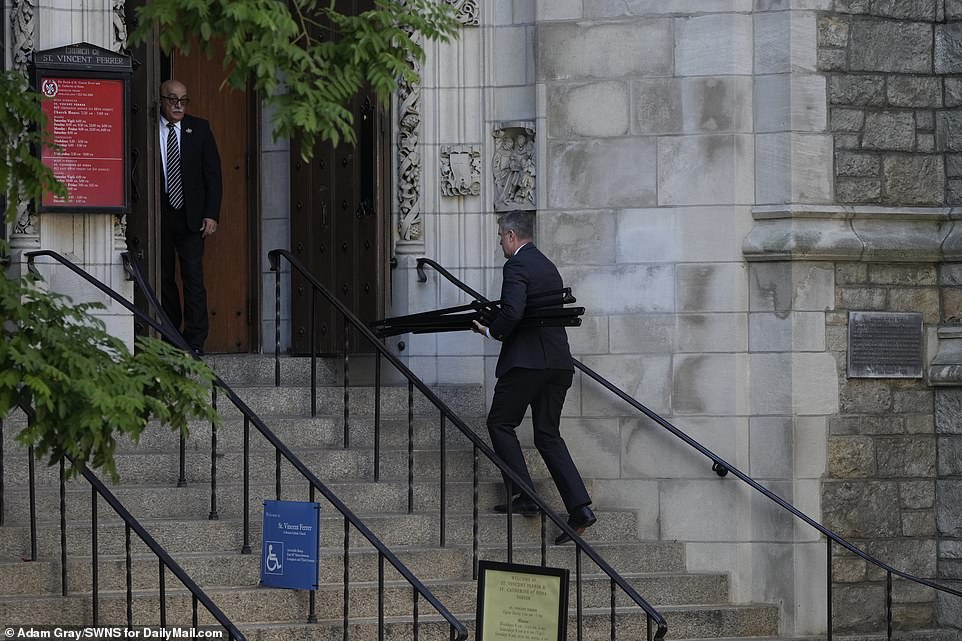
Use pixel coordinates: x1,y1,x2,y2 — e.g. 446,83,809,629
396,55,423,244
446,0,479,26
12,0,36,72
440,145,481,197
11,0,39,244
112,0,128,51
492,123,536,212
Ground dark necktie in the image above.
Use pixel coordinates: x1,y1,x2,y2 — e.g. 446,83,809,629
166,123,184,209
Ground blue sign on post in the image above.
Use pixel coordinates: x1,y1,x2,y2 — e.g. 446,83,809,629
261,500,320,590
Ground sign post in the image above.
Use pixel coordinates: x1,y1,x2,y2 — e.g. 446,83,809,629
261,500,321,591
30,43,132,214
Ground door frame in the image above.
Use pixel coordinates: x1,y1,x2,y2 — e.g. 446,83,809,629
160,50,260,353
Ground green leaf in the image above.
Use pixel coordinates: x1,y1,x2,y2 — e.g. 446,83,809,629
128,0,458,159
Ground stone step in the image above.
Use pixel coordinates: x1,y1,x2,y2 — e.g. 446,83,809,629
113,415,482,453
215,383,485,422
1,477,586,524
206,354,339,387
2,409,487,455
1,444,529,488
0,561,728,615
0,591,778,639
0,509,640,558
205,354,476,396
0,539,689,596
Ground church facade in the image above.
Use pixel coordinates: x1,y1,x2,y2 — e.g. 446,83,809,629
5,0,961,634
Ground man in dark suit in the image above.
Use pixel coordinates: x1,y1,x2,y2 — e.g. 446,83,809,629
158,79,222,355
472,211,596,545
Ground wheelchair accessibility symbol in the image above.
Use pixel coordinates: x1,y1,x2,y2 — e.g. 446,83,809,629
264,541,284,575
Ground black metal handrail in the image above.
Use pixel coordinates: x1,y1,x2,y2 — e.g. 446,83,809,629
417,256,962,640
23,249,468,640
0,406,246,637
270,248,669,640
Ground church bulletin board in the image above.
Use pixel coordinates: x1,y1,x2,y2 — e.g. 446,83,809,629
31,43,132,214
476,561,569,641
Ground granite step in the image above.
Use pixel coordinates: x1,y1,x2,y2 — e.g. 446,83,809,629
0,508,640,557
0,477,589,525
0,538,689,596
1,444,528,488
0,590,779,639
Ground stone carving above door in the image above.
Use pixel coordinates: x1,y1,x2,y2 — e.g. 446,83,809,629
440,145,481,197
493,122,535,212
446,0,479,26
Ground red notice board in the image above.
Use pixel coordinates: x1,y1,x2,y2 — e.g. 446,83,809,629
39,76,126,212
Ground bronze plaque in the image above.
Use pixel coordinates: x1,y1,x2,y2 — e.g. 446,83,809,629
848,311,924,378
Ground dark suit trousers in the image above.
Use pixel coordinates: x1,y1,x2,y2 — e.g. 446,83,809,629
487,368,591,513
161,200,209,351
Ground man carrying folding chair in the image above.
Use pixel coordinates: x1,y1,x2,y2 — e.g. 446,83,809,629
471,211,596,545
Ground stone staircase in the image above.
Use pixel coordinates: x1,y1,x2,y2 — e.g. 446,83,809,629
0,354,947,641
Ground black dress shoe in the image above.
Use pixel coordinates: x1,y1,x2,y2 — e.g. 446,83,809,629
493,496,540,517
554,505,597,545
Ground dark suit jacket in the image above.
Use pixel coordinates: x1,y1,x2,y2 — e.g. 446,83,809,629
177,114,222,231
488,243,573,378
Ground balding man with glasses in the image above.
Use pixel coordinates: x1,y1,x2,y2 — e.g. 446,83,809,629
158,79,222,355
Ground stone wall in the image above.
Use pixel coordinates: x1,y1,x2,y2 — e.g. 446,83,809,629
936,384,962,630
823,262,942,631
818,1,947,205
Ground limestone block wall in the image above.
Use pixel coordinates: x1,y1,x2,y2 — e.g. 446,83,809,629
405,1,961,634
531,2,834,635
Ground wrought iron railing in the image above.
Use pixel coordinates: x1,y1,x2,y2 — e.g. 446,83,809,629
1,407,246,638
21,249,468,640
416,256,962,641
270,248,669,641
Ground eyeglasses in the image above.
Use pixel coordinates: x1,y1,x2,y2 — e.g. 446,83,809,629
161,95,190,107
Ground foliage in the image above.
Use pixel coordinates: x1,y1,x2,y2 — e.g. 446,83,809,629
1,71,218,482
0,71,67,221
0,275,219,481
130,0,460,154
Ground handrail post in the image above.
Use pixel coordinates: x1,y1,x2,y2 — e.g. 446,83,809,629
59,458,68,596
472,444,479,580
274,261,281,386
241,415,251,554
28,444,37,561
178,431,187,487
308,483,318,623
374,353,381,481
408,381,414,514
343,319,350,446
159,561,167,628
209,385,219,520
506,479,514,565
0,417,5,526
342,518,350,638
576,545,584,641
440,412,447,548
125,524,133,628
886,571,893,641
310,288,317,417
91,486,99,625
827,537,833,641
